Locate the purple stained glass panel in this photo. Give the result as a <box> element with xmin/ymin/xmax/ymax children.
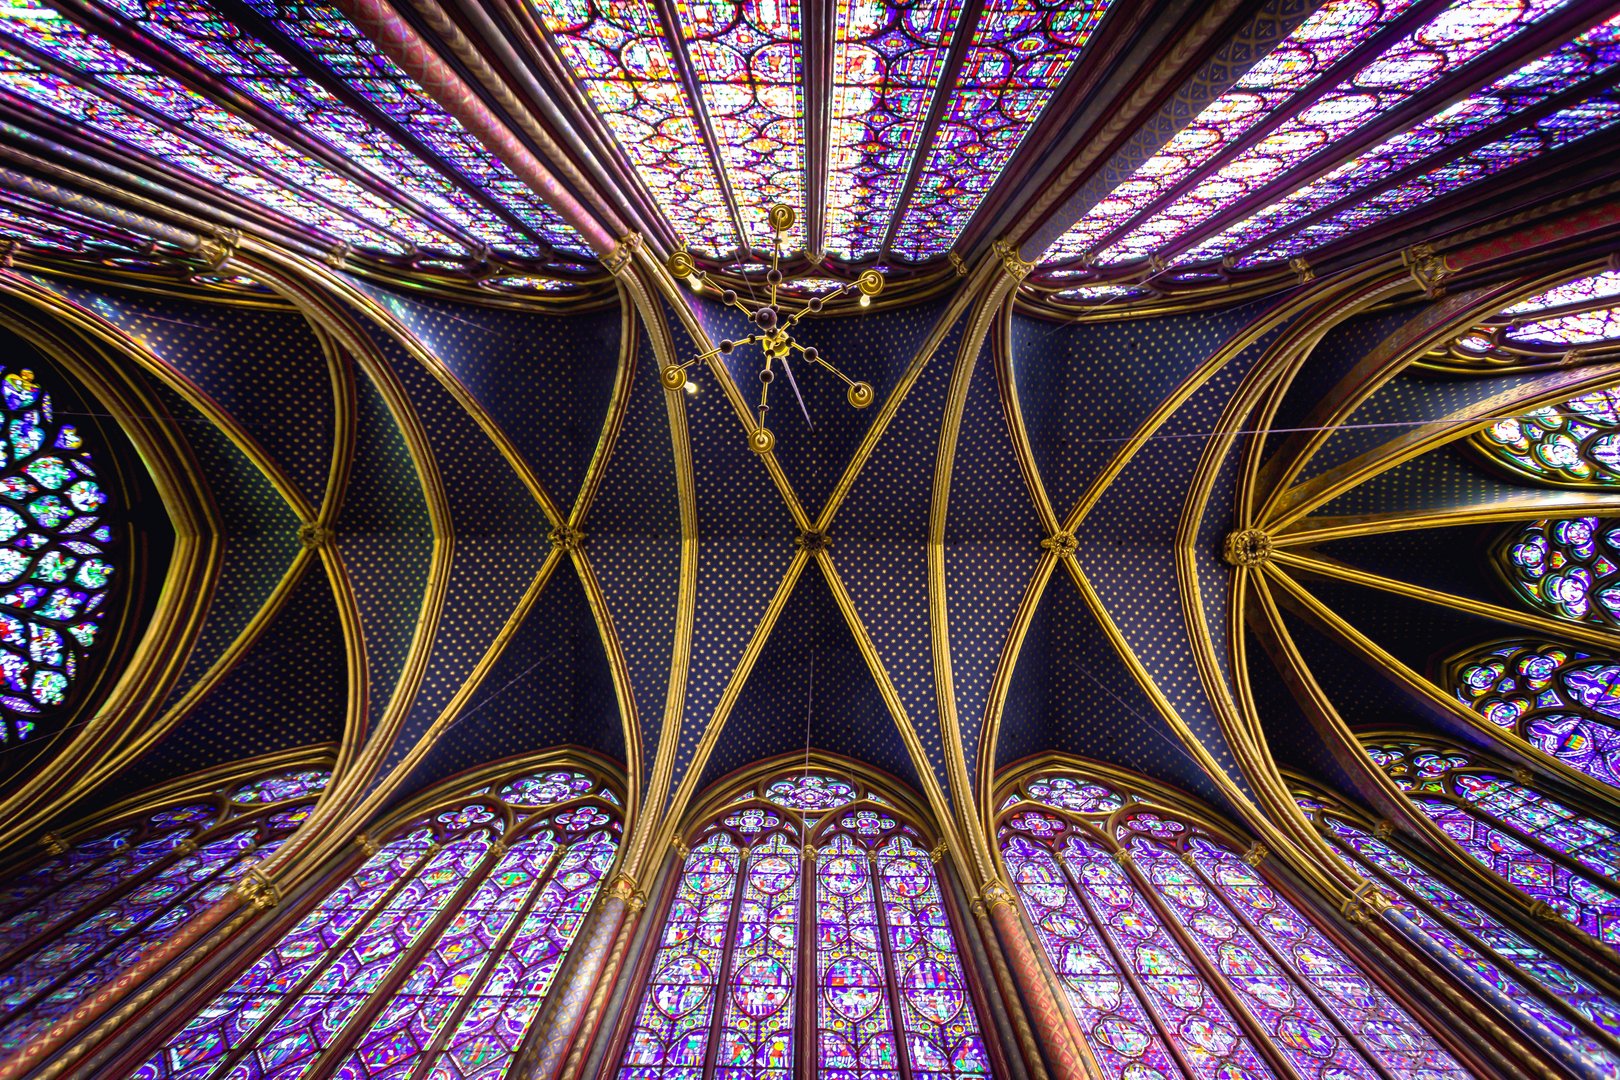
<box><xmin>620</xmin><ymin>833</ymin><xmax>742</xmax><ymax>1079</ymax></box>
<box><xmin>231</xmin><ymin>770</ymin><xmax>330</xmax><ymax>806</ymax></box>
<box><xmin>1135</xmin><ymin>837</ymin><xmax>1379</xmax><ymax>1080</ymax></box>
<box><xmin>1184</xmin><ymin>14</ymin><xmax>1620</xmax><ymax>267</ymax></box>
<box><xmin>1060</xmin><ymin>833</ymin><xmax>1270</xmax><ymax>1080</ymax></box>
<box><xmin>826</xmin><ymin>0</ymin><xmax>963</xmax><ymax>260</ymax></box>
<box><xmin>714</xmin><ymin>831</ymin><xmax>799</xmax><ymax>1080</ymax></box>
<box><xmin>135</xmin><ymin>831</ymin><xmax>432</xmax><ymax>1080</ymax></box>
<box><xmin>1095</xmin><ymin>0</ymin><xmax>1580</xmax><ymax>267</ymax></box>
<box><xmin>1041</xmin><ymin>0</ymin><xmax>1423</xmax><ymax>264</ymax></box>
<box><xmin>427</xmin><ymin>829</ymin><xmax>617</xmax><ymax>1079</ymax></box>
<box><xmin>1321</xmin><ymin>814</ymin><xmax>1620</xmax><ymax>1060</ymax></box>
<box><xmin>1450</xmin><ymin>641</ymin><xmax>1620</xmax><ymax>789</ymax></box>
<box><xmin>674</xmin><ymin>0</ymin><xmax>805</xmax><ymax>253</ymax></box>
<box><xmin>334</xmin><ymin>832</ymin><xmax>562</xmax><ymax>1079</ymax></box>
<box><xmin>0</xmin><ymin>4</ymin><xmax>416</xmax><ymax>253</ymax></box>
<box><xmin>0</xmin><ymin>823</ymin><xmax>294</xmax><ymax>1053</ymax></box>
<box><xmin>233</xmin><ymin>0</ymin><xmax>586</xmax><ymax>257</ymax></box>
<box><xmin>1002</xmin><ymin>832</ymin><xmax>1176</xmax><ymax>1080</ymax></box>
<box><xmin>816</xmin><ymin>833</ymin><xmax>900</xmax><ymax>1080</ymax></box>
<box><xmin>1479</xmin><ymin>390</ymin><xmax>1620</xmax><ymax>487</ymax></box>
<box><xmin>1188</xmin><ymin>839</ymin><xmax>1469</xmax><ymax>1080</ymax></box>
<box><xmin>226</xmin><ymin>833</ymin><xmax>493</xmax><ymax>1079</ymax></box>
<box><xmin>874</xmin><ymin>834</ymin><xmax>988</xmax><ymax>1080</ymax></box>
<box><xmin>892</xmin><ymin>0</ymin><xmax>1114</xmax><ymax>260</ymax></box>
<box><xmin>1499</xmin><ymin>516</ymin><xmax>1620</xmax><ymax>627</ymax></box>
<box><xmin>536</xmin><ymin>0</ymin><xmax>736</xmax><ymax>256</ymax></box>
<box><xmin>764</xmin><ymin>773</ymin><xmax>858</xmax><ymax>811</ymax></box>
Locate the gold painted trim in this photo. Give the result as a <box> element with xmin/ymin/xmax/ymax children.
<box><xmin>1273</xmin><ymin>493</ymin><xmax>1620</xmax><ymax>546</ymax></box>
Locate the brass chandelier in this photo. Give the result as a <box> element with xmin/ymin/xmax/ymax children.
<box><xmin>661</xmin><ymin>204</ymin><xmax>883</xmax><ymax>454</ymax></box>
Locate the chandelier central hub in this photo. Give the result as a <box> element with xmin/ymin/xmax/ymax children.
<box><xmin>662</xmin><ymin>204</ymin><xmax>883</xmax><ymax>453</ymax></box>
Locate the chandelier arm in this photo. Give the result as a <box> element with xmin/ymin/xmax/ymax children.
<box><xmin>786</xmin><ymin>281</ymin><xmax>857</xmax><ymax>327</ymax></box>
<box><xmin>793</xmin><ymin>341</ymin><xmax>856</xmax><ymax>388</ymax></box>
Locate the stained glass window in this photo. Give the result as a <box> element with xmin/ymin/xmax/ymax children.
<box><xmin>619</xmin><ymin>769</ymin><xmax>992</xmax><ymax>1080</ymax></box>
<box><xmin>1445</xmin><ymin>640</ymin><xmax>1620</xmax><ymax>789</ymax></box>
<box><xmin>1041</xmin><ymin>0</ymin><xmax>1617</xmax><ymax>275</ymax></box>
<box><xmin>1496</xmin><ymin>516</ymin><xmax>1620</xmax><ymax>627</ymax></box>
<box><xmin>1476</xmin><ymin>390</ymin><xmax>1620</xmax><ymax>486</ymax></box>
<box><xmin>0</xmin><ymin>364</ymin><xmax>116</xmax><ymax>742</ymax></box>
<box><xmin>997</xmin><ymin>766</ymin><xmax>1469</xmax><ymax>1080</ymax></box>
<box><xmin>1296</xmin><ymin>788</ymin><xmax>1620</xmax><ymax>1066</ymax></box>
<box><xmin>826</xmin><ymin>0</ymin><xmax>964</xmax><ymax>261</ymax></box>
<box><xmin>0</xmin><ymin>763</ymin><xmax>329</xmax><ymax>1053</ymax></box>
<box><xmin>137</xmin><ymin>764</ymin><xmax>620</xmax><ymax>1080</ymax></box>
<box><xmin>890</xmin><ymin>0</ymin><xmax>1115</xmax><ymax>261</ymax></box>
<box><xmin>1364</xmin><ymin>738</ymin><xmax>1620</xmax><ymax>948</ymax></box>
<box><xmin>1447</xmin><ymin>270</ymin><xmax>1620</xmax><ymax>375</ymax></box>
<box><xmin>0</xmin><ymin>0</ymin><xmax>435</xmax><ymax>255</ymax></box>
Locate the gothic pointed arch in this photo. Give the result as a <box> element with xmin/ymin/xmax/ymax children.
<box><xmin>994</xmin><ymin>756</ymin><xmax>1476</xmax><ymax>1080</ymax></box>
<box><xmin>126</xmin><ymin>751</ymin><xmax>624</xmax><ymax>1080</ymax></box>
<box><xmin>610</xmin><ymin>755</ymin><xmax>999</xmax><ymax>1080</ymax></box>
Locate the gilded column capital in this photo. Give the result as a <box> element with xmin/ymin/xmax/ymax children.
<box><xmin>234</xmin><ymin>865</ymin><xmax>280</xmax><ymax>912</ymax></box>
<box><xmin>606</xmin><ymin>873</ymin><xmax>646</xmax><ymax>912</ymax></box>
<box><xmin>1340</xmin><ymin>881</ymin><xmax>1391</xmax><ymax>924</ymax></box>
<box><xmin>197</xmin><ymin>228</ymin><xmax>240</xmax><ymax>270</ymax></box>
<box><xmin>324</xmin><ymin>240</ymin><xmax>351</xmax><ymax>269</ymax></box>
<box><xmin>1111</xmin><ymin>848</ymin><xmax>1135</xmax><ymax>869</ymax></box>
<box><xmin>980</xmin><ymin>880</ymin><xmax>1018</xmax><ymax>911</ymax></box>
<box><xmin>1288</xmin><ymin>256</ymin><xmax>1314</xmax><ymax>284</ymax></box>
<box><xmin>991</xmin><ymin>238</ymin><xmax>1034</xmax><ymax>282</ymax></box>
<box><xmin>928</xmin><ymin>841</ymin><xmax>947</xmax><ymax>865</ymax></box>
<box><xmin>1242</xmin><ymin>843</ymin><xmax>1269</xmax><ymax>867</ymax></box>
<box><xmin>604</xmin><ymin>231</ymin><xmax>643</xmax><ymax>277</ymax></box>
<box><xmin>1402</xmin><ymin>242</ymin><xmax>1453</xmax><ymax>298</ymax></box>
<box><xmin>1223</xmin><ymin>528</ymin><xmax>1273</xmax><ymax>567</ymax></box>
<box><xmin>39</xmin><ymin>832</ymin><xmax>67</xmax><ymax>856</ymax></box>
<box><xmin>1372</xmin><ymin>820</ymin><xmax>1395</xmax><ymax>840</ymax></box>
<box><xmin>947</xmin><ymin>251</ymin><xmax>968</xmax><ymax>277</ymax></box>
<box><xmin>357</xmin><ymin>833</ymin><xmax>379</xmax><ymax>856</ymax></box>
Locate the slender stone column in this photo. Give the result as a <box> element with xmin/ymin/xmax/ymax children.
<box><xmin>983</xmin><ymin>880</ymin><xmax>1100</xmax><ymax>1080</ymax></box>
<box><xmin>518</xmin><ymin>873</ymin><xmax>644</xmax><ymax>1080</ymax></box>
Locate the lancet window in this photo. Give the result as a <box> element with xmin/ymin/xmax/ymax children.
<box><xmin>0</xmin><ymin>762</ymin><xmax>330</xmax><ymax>1055</ymax></box>
<box><xmin>1362</xmin><ymin>737</ymin><xmax>1620</xmax><ymax>948</ymax></box>
<box><xmin>996</xmin><ymin>765</ymin><xmax>1469</xmax><ymax>1080</ymax></box>
<box><xmin>1293</xmin><ymin>784</ymin><xmax>1620</xmax><ymax>1067</ymax></box>
<box><xmin>617</xmin><ymin>768</ymin><xmax>993</xmax><ymax>1080</ymax></box>
<box><xmin>1444</xmin><ymin>639</ymin><xmax>1620</xmax><ymax>790</ymax></box>
<box><xmin>137</xmin><ymin>761</ymin><xmax>621</xmax><ymax>1080</ymax></box>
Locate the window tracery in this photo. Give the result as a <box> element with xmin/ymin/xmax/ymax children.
<box><xmin>137</xmin><ymin>763</ymin><xmax>620</xmax><ymax>1080</ymax></box>
<box><xmin>1038</xmin><ymin>3</ymin><xmax>1620</xmax><ymax>288</ymax></box>
<box><xmin>1362</xmin><ymin>737</ymin><xmax>1620</xmax><ymax>948</ymax></box>
<box><xmin>0</xmin><ymin>762</ymin><xmax>330</xmax><ymax>1054</ymax></box>
<box><xmin>1430</xmin><ymin>270</ymin><xmax>1620</xmax><ymax>373</ymax></box>
<box><xmin>1494</xmin><ymin>516</ymin><xmax>1620</xmax><ymax>627</ymax></box>
<box><xmin>0</xmin><ymin>364</ymin><xmax>115</xmax><ymax>741</ymax></box>
<box><xmin>996</xmin><ymin>766</ymin><xmax>1469</xmax><ymax>1080</ymax></box>
<box><xmin>1293</xmin><ymin>785</ymin><xmax>1620</xmax><ymax>1067</ymax></box>
<box><xmin>618</xmin><ymin>768</ymin><xmax>992</xmax><ymax>1080</ymax></box>
<box><xmin>1444</xmin><ymin>639</ymin><xmax>1620</xmax><ymax>790</ymax></box>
